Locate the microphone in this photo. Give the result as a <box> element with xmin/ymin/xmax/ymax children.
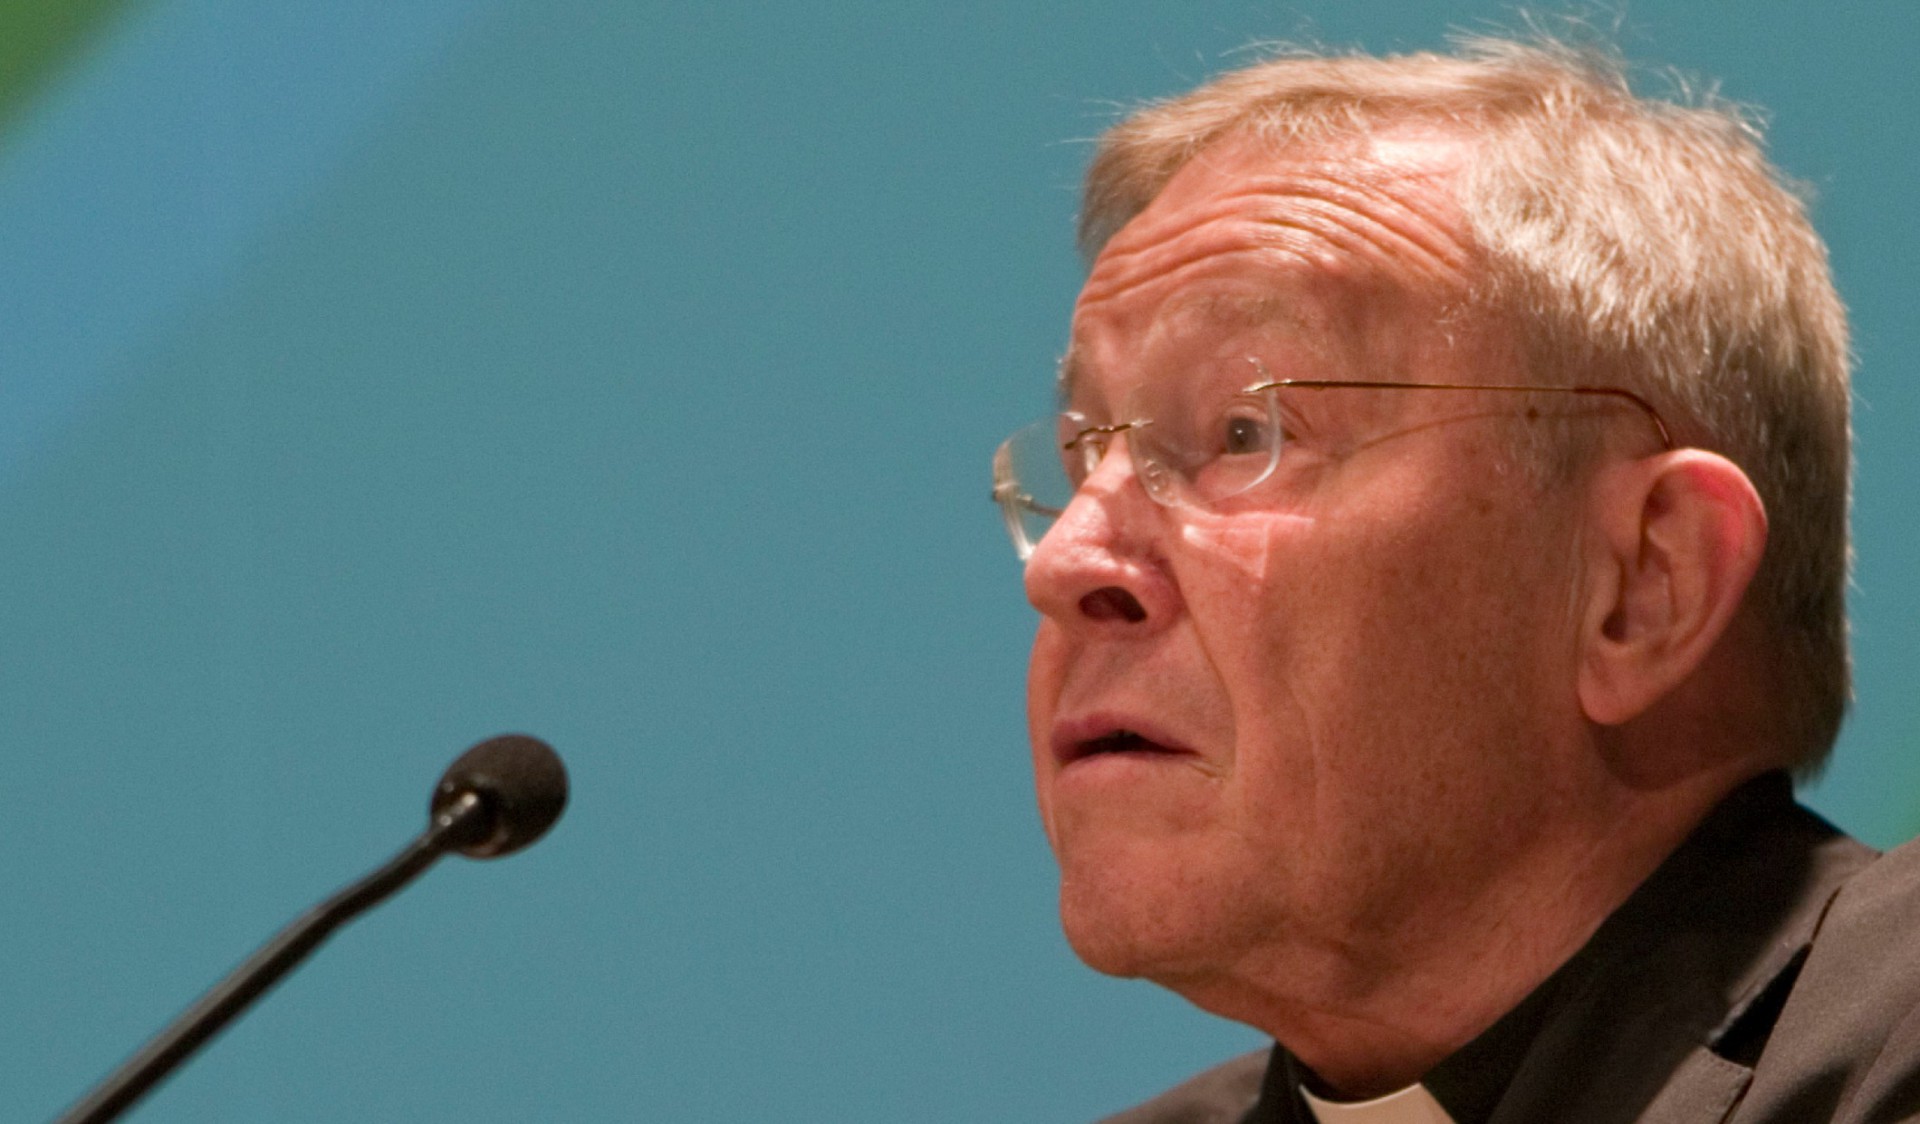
<box><xmin>55</xmin><ymin>734</ymin><xmax>569</xmax><ymax>1124</ymax></box>
<box><xmin>432</xmin><ymin>733</ymin><xmax>569</xmax><ymax>858</ymax></box>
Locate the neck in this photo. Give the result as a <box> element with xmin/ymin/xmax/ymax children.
<box><xmin>1166</xmin><ymin>765</ymin><xmax>1755</xmax><ymax>1098</ymax></box>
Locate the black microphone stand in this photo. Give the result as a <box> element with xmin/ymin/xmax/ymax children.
<box><xmin>54</xmin><ymin>791</ymin><xmax>493</xmax><ymax>1124</ymax></box>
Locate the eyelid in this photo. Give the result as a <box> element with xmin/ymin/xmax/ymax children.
<box><xmin>1261</xmin><ymin>388</ymin><xmax>1317</xmax><ymax>451</ymax></box>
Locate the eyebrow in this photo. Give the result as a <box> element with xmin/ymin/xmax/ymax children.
<box><xmin>1057</xmin><ymin>292</ymin><xmax>1317</xmax><ymax>405</ymax></box>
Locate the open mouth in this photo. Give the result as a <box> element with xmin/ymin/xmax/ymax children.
<box><xmin>1064</xmin><ymin>728</ymin><xmax>1186</xmax><ymax>763</ymax></box>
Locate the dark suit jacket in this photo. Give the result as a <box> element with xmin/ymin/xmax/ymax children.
<box><xmin>1100</xmin><ymin>774</ymin><xmax>1920</xmax><ymax>1123</ymax></box>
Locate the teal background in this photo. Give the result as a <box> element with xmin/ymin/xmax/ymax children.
<box><xmin>4</xmin><ymin>2</ymin><xmax>1915</xmax><ymax>1120</ymax></box>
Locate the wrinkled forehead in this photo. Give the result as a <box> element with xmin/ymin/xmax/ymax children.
<box><xmin>1061</xmin><ymin>130</ymin><xmax>1484</xmax><ymax>408</ymax></box>
<box><xmin>1058</xmin><ymin>290</ymin><xmax>1328</xmax><ymax>403</ymax></box>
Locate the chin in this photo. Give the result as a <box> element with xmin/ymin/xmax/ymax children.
<box><xmin>1056</xmin><ymin>863</ymin><xmax>1230</xmax><ymax>982</ymax></box>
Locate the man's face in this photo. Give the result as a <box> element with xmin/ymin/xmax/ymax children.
<box><xmin>1026</xmin><ymin>131</ymin><xmax>1600</xmax><ymax>1014</ymax></box>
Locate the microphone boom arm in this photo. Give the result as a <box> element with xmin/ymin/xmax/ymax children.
<box><xmin>54</xmin><ymin>791</ymin><xmax>493</xmax><ymax>1124</ymax></box>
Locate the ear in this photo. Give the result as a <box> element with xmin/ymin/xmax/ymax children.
<box><xmin>1576</xmin><ymin>450</ymin><xmax>1768</xmax><ymax>727</ymax></box>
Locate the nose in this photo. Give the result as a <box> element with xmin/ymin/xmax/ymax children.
<box><xmin>1023</xmin><ymin>434</ymin><xmax>1181</xmax><ymax>629</ymax></box>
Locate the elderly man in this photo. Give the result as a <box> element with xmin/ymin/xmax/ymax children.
<box><xmin>992</xmin><ymin>40</ymin><xmax>1915</xmax><ymax>1123</ymax></box>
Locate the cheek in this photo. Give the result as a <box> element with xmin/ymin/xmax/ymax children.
<box><xmin>1276</xmin><ymin>484</ymin><xmax>1575</xmax><ymax>799</ymax></box>
<box><xmin>1173</xmin><ymin>483</ymin><xmax>1570</xmax><ymax>827</ymax></box>
<box><xmin>1174</xmin><ymin>512</ymin><xmax>1328</xmax><ymax>830</ymax></box>
<box><xmin>1177</xmin><ymin>514</ymin><xmax>1295</xmax><ymax>583</ymax></box>
<box><xmin>1175</xmin><ymin>510</ymin><xmax>1317</xmax><ymax>718</ymax></box>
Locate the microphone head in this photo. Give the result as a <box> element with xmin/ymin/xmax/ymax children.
<box><xmin>431</xmin><ymin>734</ymin><xmax>569</xmax><ymax>859</ymax></box>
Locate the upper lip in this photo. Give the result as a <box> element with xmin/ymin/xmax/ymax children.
<box><xmin>1050</xmin><ymin>712</ymin><xmax>1197</xmax><ymax>766</ymax></box>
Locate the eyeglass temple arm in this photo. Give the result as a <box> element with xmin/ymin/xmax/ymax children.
<box><xmin>1245</xmin><ymin>379</ymin><xmax>1675</xmax><ymax>451</ymax></box>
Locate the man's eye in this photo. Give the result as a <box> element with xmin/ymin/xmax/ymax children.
<box><xmin>1222</xmin><ymin>414</ymin><xmax>1272</xmax><ymax>455</ymax></box>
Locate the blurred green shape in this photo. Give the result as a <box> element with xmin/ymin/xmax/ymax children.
<box><xmin>0</xmin><ymin>0</ymin><xmax>135</xmax><ymax>135</ymax></box>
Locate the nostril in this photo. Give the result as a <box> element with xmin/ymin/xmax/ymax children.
<box><xmin>1080</xmin><ymin>586</ymin><xmax>1147</xmax><ymax>623</ymax></box>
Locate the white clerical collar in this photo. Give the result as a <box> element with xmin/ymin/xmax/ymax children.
<box><xmin>1301</xmin><ymin>1081</ymin><xmax>1457</xmax><ymax>1124</ymax></box>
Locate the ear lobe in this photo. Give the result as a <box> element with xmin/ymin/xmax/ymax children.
<box><xmin>1577</xmin><ymin>451</ymin><xmax>1768</xmax><ymax>727</ymax></box>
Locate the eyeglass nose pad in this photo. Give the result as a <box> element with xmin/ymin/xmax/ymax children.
<box><xmin>1136</xmin><ymin>455</ymin><xmax>1173</xmax><ymax>501</ymax></box>
<box><xmin>1076</xmin><ymin>436</ymin><xmax>1107</xmax><ymax>482</ymax></box>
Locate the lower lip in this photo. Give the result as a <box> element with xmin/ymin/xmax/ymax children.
<box><xmin>1057</xmin><ymin>749</ymin><xmax>1200</xmax><ymax>785</ymax></box>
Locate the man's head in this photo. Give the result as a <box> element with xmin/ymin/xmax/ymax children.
<box><xmin>1076</xmin><ymin>39</ymin><xmax>1851</xmax><ymax>767</ymax></box>
<box><xmin>1009</xmin><ymin>38</ymin><xmax>1849</xmax><ymax>1086</ymax></box>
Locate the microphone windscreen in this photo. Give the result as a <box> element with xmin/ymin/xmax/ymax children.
<box><xmin>431</xmin><ymin>734</ymin><xmax>569</xmax><ymax>858</ymax></box>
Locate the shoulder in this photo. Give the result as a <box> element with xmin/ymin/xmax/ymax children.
<box><xmin>1737</xmin><ymin>834</ymin><xmax>1920</xmax><ymax>1121</ymax></box>
<box><xmin>1095</xmin><ymin>1049</ymin><xmax>1271</xmax><ymax>1124</ymax></box>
